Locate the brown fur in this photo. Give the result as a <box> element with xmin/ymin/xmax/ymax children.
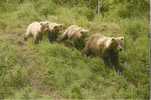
<box><xmin>83</xmin><ymin>33</ymin><xmax>124</xmax><ymax>73</ymax></box>
<box><xmin>24</xmin><ymin>21</ymin><xmax>49</xmax><ymax>44</ymax></box>
<box><xmin>83</xmin><ymin>34</ymin><xmax>124</xmax><ymax>57</ymax></box>
<box><xmin>58</xmin><ymin>25</ymin><xmax>88</xmax><ymax>41</ymax></box>
<box><xmin>48</xmin><ymin>22</ymin><xmax>63</xmax><ymax>42</ymax></box>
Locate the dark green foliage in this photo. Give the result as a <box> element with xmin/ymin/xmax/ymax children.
<box><xmin>122</xmin><ymin>35</ymin><xmax>149</xmax><ymax>99</ymax></box>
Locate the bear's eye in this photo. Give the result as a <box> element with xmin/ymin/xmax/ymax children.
<box><xmin>121</xmin><ymin>38</ymin><xmax>124</xmax><ymax>40</ymax></box>
<box><xmin>54</xmin><ymin>26</ymin><xmax>58</xmax><ymax>29</ymax></box>
<box><xmin>111</xmin><ymin>38</ymin><xmax>116</xmax><ymax>42</ymax></box>
<box><xmin>40</xmin><ymin>23</ymin><xmax>43</xmax><ymax>26</ymax></box>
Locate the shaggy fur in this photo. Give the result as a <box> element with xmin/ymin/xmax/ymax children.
<box><xmin>48</xmin><ymin>22</ymin><xmax>63</xmax><ymax>42</ymax></box>
<box><xmin>58</xmin><ymin>25</ymin><xmax>88</xmax><ymax>41</ymax></box>
<box><xmin>83</xmin><ymin>33</ymin><xmax>124</xmax><ymax>72</ymax></box>
<box><xmin>24</xmin><ymin>21</ymin><xmax>49</xmax><ymax>44</ymax></box>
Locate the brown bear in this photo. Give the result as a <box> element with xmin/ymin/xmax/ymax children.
<box><xmin>24</xmin><ymin>21</ymin><xmax>49</xmax><ymax>44</ymax></box>
<box><xmin>83</xmin><ymin>33</ymin><xmax>124</xmax><ymax>73</ymax></box>
<box><xmin>48</xmin><ymin>22</ymin><xmax>63</xmax><ymax>42</ymax></box>
<box><xmin>58</xmin><ymin>25</ymin><xmax>89</xmax><ymax>49</ymax></box>
<box><xmin>58</xmin><ymin>25</ymin><xmax>88</xmax><ymax>41</ymax></box>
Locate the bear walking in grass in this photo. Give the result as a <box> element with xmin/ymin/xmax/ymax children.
<box><xmin>58</xmin><ymin>25</ymin><xmax>89</xmax><ymax>49</ymax></box>
<box><xmin>24</xmin><ymin>21</ymin><xmax>49</xmax><ymax>44</ymax></box>
<box><xmin>58</xmin><ymin>25</ymin><xmax>89</xmax><ymax>41</ymax></box>
<box><xmin>83</xmin><ymin>33</ymin><xmax>124</xmax><ymax>72</ymax></box>
<box><xmin>48</xmin><ymin>22</ymin><xmax>63</xmax><ymax>43</ymax></box>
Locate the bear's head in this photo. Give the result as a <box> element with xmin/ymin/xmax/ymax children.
<box><xmin>110</xmin><ymin>36</ymin><xmax>124</xmax><ymax>51</ymax></box>
<box><xmin>77</xmin><ymin>29</ymin><xmax>89</xmax><ymax>39</ymax></box>
<box><xmin>40</xmin><ymin>21</ymin><xmax>50</xmax><ymax>32</ymax></box>
<box><xmin>53</xmin><ymin>24</ymin><xmax>63</xmax><ymax>33</ymax></box>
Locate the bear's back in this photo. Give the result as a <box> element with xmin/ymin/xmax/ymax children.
<box><xmin>87</xmin><ymin>34</ymin><xmax>112</xmax><ymax>50</ymax></box>
<box><xmin>28</xmin><ymin>22</ymin><xmax>41</xmax><ymax>33</ymax></box>
<box><xmin>65</xmin><ymin>25</ymin><xmax>82</xmax><ymax>38</ymax></box>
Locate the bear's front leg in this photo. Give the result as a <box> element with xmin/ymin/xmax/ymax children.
<box><xmin>33</xmin><ymin>33</ymin><xmax>40</xmax><ymax>44</ymax></box>
<box><xmin>48</xmin><ymin>32</ymin><xmax>56</xmax><ymax>43</ymax></box>
<box><xmin>38</xmin><ymin>33</ymin><xmax>43</xmax><ymax>42</ymax></box>
<box><xmin>102</xmin><ymin>52</ymin><xmax>113</xmax><ymax>68</ymax></box>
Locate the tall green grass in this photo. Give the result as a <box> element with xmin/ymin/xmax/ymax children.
<box><xmin>0</xmin><ymin>0</ymin><xmax>149</xmax><ymax>99</ymax></box>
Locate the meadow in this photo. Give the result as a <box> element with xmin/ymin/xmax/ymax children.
<box><xmin>0</xmin><ymin>0</ymin><xmax>149</xmax><ymax>99</ymax></box>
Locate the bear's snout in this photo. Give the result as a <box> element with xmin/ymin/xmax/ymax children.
<box><xmin>45</xmin><ymin>26</ymin><xmax>50</xmax><ymax>32</ymax></box>
<box><xmin>117</xmin><ymin>45</ymin><xmax>123</xmax><ymax>51</ymax></box>
<box><xmin>119</xmin><ymin>48</ymin><xmax>122</xmax><ymax>51</ymax></box>
<box><xmin>117</xmin><ymin>46</ymin><xmax>123</xmax><ymax>51</ymax></box>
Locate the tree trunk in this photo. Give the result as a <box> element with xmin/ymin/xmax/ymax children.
<box><xmin>97</xmin><ymin>0</ymin><xmax>100</xmax><ymax>15</ymax></box>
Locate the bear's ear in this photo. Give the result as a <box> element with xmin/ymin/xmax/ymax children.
<box><xmin>59</xmin><ymin>24</ymin><xmax>63</xmax><ymax>27</ymax></box>
<box><xmin>81</xmin><ymin>29</ymin><xmax>89</xmax><ymax>34</ymax></box>
<box><xmin>46</xmin><ymin>22</ymin><xmax>49</xmax><ymax>25</ymax></box>
<box><xmin>116</xmin><ymin>37</ymin><xmax>124</xmax><ymax>41</ymax></box>
<box><xmin>120</xmin><ymin>37</ymin><xmax>124</xmax><ymax>40</ymax></box>
<box><xmin>40</xmin><ymin>22</ymin><xmax>43</xmax><ymax>26</ymax></box>
<box><xmin>54</xmin><ymin>25</ymin><xmax>58</xmax><ymax>29</ymax></box>
<box><xmin>40</xmin><ymin>21</ymin><xmax>49</xmax><ymax>26</ymax></box>
<box><xmin>57</xmin><ymin>24</ymin><xmax>63</xmax><ymax>29</ymax></box>
<box><xmin>40</xmin><ymin>22</ymin><xmax>45</xmax><ymax>27</ymax></box>
<box><xmin>111</xmin><ymin>38</ymin><xmax>116</xmax><ymax>42</ymax></box>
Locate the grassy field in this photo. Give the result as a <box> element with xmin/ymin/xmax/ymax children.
<box><xmin>0</xmin><ymin>0</ymin><xmax>149</xmax><ymax>99</ymax></box>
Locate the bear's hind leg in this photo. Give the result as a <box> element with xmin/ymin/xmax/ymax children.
<box><xmin>24</xmin><ymin>36</ymin><xmax>28</xmax><ymax>41</ymax></box>
<box><xmin>57</xmin><ymin>34</ymin><xmax>68</xmax><ymax>42</ymax></box>
<box><xmin>82</xmin><ymin>47</ymin><xmax>90</xmax><ymax>57</ymax></box>
<box><xmin>24</xmin><ymin>32</ymin><xmax>29</xmax><ymax>41</ymax></box>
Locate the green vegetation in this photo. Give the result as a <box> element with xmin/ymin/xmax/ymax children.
<box><xmin>0</xmin><ymin>0</ymin><xmax>149</xmax><ymax>99</ymax></box>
